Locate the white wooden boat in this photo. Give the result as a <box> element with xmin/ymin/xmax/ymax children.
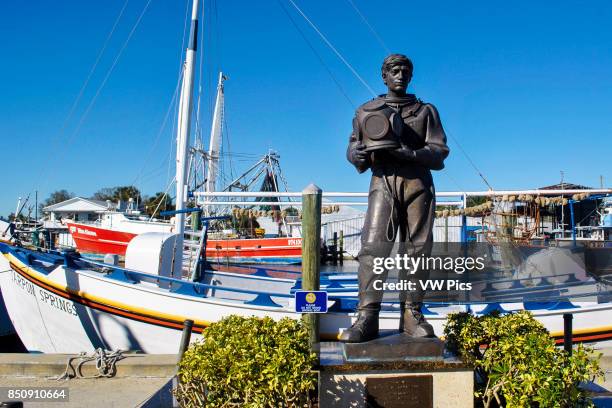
<box><xmin>1</xmin><ymin>242</ymin><xmax>611</xmax><ymax>353</ymax></box>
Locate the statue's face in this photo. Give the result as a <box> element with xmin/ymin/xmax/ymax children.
<box><xmin>383</xmin><ymin>64</ymin><xmax>412</xmax><ymax>94</ymax></box>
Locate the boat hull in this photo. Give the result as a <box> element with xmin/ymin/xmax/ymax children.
<box><xmin>67</xmin><ymin>222</ymin><xmax>302</xmax><ymax>265</ymax></box>
<box><xmin>0</xmin><ymin>246</ymin><xmax>298</xmax><ymax>353</ymax></box>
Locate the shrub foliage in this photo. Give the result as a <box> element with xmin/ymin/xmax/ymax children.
<box><xmin>444</xmin><ymin>310</ymin><xmax>602</xmax><ymax>408</ymax></box>
<box><xmin>175</xmin><ymin>315</ymin><xmax>316</xmax><ymax>407</ymax></box>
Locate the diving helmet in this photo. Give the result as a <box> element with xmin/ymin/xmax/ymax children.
<box><xmin>355</xmin><ymin>99</ymin><xmax>403</xmax><ymax>152</ymax></box>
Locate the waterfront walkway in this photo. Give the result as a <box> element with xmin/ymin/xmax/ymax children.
<box><xmin>0</xmin><ymin>347</ymin><xmax>610</xmax><ymax>407</ymax></box>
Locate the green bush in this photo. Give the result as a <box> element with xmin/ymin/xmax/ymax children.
<box><xmin>175</xmin><ymin>315</ymin><xmax>317</xmax><ymax>407</ymax></box>
<box><xmin>444</xmin><ymin>310</ymin><xmax>602</xmax><ymax>408</ymax></box>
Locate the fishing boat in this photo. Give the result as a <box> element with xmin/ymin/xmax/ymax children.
<box><xmin>66</xmin><ymin>214</ymin><xmax>302</xmax><ymax>265</ymax></box>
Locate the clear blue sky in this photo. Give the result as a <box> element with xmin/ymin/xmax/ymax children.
<box><xmin>1</xmin><ymin>0</ymin><xmax>611</xmax><ymax>216</ymax></box>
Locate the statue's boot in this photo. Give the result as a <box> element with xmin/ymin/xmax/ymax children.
<box><xmin>339</xmin><ymin>310</ymin><xmax>379</xmax><ymax>343</ymax></box>
<box><xmin>400</xmin><ymin>303</ymin><xmax>435</xmax><ymax>338</ymax></box>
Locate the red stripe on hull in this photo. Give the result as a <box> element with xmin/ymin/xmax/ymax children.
<box><xmin>67</xmin><ymin>223</ymin><xmax>136</xmax><ymax>256</ymax></box>
<box><xmin>67</xmin><ymin>222</ymin><xmax>302</xmax><ymax>261</ymax></box>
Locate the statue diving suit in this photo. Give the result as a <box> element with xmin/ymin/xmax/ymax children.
<box><xmin>341</xmin><ymin>93</ymin><xmax>450</xmax><ymax>342</ymax></box>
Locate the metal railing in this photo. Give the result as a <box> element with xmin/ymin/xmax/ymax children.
<box><xmin>194</xmin><ymin>189</ymin><xmax>612</xmax><ymax>207</ymax></box>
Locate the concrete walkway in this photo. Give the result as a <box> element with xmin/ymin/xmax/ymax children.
<box><xmin>0</xmin><ymin>346</ymin><xmax>610</xmax><ymax>407</ymax></box>
<box><xmin>0</xmin><ymin>377</ymin><xmax>174</xmax><ymax>408</ymax></box>
<box><xmin>0</xmin><ymin>353</ymin><xmax>177</xmax><ymax>407</ymax></box>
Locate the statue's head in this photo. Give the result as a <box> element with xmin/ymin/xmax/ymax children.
<box><xmin>381</xmin><ymin>54</ymin><xmax>413</xmax><ymax>95</ymax></box>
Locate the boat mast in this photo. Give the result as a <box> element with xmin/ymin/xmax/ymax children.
<box><xmin>204</xmin><ymin>72</ymin><xmax>226</xmax><ymax>215</ymax></box>
<box><xmin>175</xmin><ymin>0</ymin><xmax>201</xmax><ymax>270</ymax></box>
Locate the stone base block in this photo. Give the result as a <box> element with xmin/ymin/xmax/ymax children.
<box><xmin>318</xmin><ymin>342</ymin><xmax>473</xmax><ymax>408</ymax></box>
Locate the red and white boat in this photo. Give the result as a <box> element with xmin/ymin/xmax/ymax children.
<box><xmin>66</xmin><ymin>212</ymin><xmax>302</xmax><ymax>265</ymax></box>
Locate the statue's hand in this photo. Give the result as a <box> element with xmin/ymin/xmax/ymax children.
<box><xmin>389</xmin><ymin>146</ymin><xmax>416</xmax><ymax>161</ymax></box>
<box><xmin>351</xmin><ymin>143</ymin><xmax>369</xmax><ymax>164</ymax></box>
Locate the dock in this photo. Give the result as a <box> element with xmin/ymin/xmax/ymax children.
<box><xmin>0</xmin><ymin>353</ymin><xmax>177</xmax><ymax>407</ymax></box>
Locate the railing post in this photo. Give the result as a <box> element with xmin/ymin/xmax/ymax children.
<box><xmin>339</xmin><ymin>230</ymin><xmax>344</xmax><ymax>266</ymax></box>
<box><xmin>563</xmin><ymin>313</ymin><xmax>573</xmax><ymax>355</ymax></box>
<box><xmin>174</xmin><ymin>319</ymin><xmax>195</xmax><ymax>407</ymax></box>
<box><xmin>177</xmin><ymin>319</ymin><xmax>194</xmax><ymax>364</ymax></box>
<box><xmin>302</xmin><ymin>184</ymin><xmax>322</xmax><ymax>361</ymax></box>
<box><xmin>460</xmin><ymin>193</ymin><xmax>468</xmax><ymax>242</ymax></box>
<box><xmin>191</xmin><ymin>210</ymin><xmax>201</xmax><ymax>232</ymax></box>
<box><xmin>332</xmin><ymin>232</ymin><xmax>338</xmax><ymax>265</ymax></box>
<box><xmin>569</xmin><ymin>200</ymin><xmax>576</xmax><ymax>245</ymax></box>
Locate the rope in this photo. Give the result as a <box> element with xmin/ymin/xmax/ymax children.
<box><xmin>383</xmin><ymin>173</ymin><xmax>398</xmax><ymax>242</ymax></box>
<box><xmin>287</xmin><ymin>0</ymin><xmax>493</xmax><ymax>192</ymax></box>
<box><xmin>286</xmin><ymin>0</ymin><xmax>377</xmax><ymax>97</ymax></box>
<box><xmin>338</xmin><ymin>0</ymin><xmax>494</xmax><ymax>192</ymax></box>
<box><xmin>56</xmin><ymin>349</ymin><xmax>125</xmax><ymax>380</ymax></box>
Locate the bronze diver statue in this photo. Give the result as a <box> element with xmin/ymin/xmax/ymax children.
<box><xmin>341</xmin><ymin>54</ymin><xmax>450</xmax><ymax>343</ymax></box>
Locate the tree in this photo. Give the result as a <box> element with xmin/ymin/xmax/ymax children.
<box><xmin>39</xmin><ymin>189</ymin><xmax>74</xmax><ymax>214</ymax></box>
<box><xmin>467</xmin><ymin>196</ymin><xmax>487</xmax><ymax>207</ymax></box>
<box><xmin>144</xmin><ymin>192</ymin><xmax>173</xmax><ymax>218</ymax></box>
<box><xmin>91</xmin><ymin>187</ymin><xmax>116</xmax><ymax>201</ymax></box>
<box><xmin>7</xmin><ymin>212</ymin><xmax>27</xmax><ymax>222</ymax></box>
<box><xmin>114</xmin><ymin>186</ymin><xmax>142</xmax><ymax>203</ymax></box>
<box><xmin>91</xmin><ymin>186</ymin><xmax>142</xmax><ymax>204</ymax></box>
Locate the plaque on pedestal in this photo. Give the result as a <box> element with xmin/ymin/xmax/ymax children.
<box><xmin>366</xmin><ymin>375</ymin><xmax>433</xmax><ymax>408</ymax></box>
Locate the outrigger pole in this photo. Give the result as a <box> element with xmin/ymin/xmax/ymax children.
<box><xmin>175</xmin><ymin>0</ymin><xmax>201</xmax><ymax>274</ymax></box>
<box><xmin>204</xmin><ymin>72</ymin><xmax>227</xmax><ymax>216</ymax></box>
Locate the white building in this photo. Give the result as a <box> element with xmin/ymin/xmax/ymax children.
<box><xmin>42</xmin><ymin>197</ymin><xmax>111</xmax><ymax>227</ymax></box>
<box><xmin>41</xmin><ymin>197</ymin><xmax>114</xmax><ymax>249</ymax></box>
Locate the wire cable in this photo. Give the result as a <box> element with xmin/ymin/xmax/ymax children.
<box><xmin>345</xmin><ymin>0</ymin><xmax>390</xmax><ymax>54</ymax></box>
<box><xmin>277</xmin><ymin>0</ymin><xmax>355</xmax><ymax>107</ymax></box>
<box><xmin>286</xmin><ymin>0</ymin><xmax>377</xmax><ymax>97</ymax></box>
<box><xmin>30</xmin><ymin>0</ymin><xmax>131</xmax><ymax>194</ymax></box>
<box><xmin>130</xmin><ymin>75</ymin><xmax>183</xmax><ymax>187</ymax></box>
<box><xmin>66</xmin><ymin>0</ymin><xmax>153</xmax><ymax>147</ymax></box>
<box><xmin>57</xmin><ymin>0</ymin><xmax>131</xmax><ymax>143</ymax></box>
<box><xmin>446</xmin><ymin>130</ymin><xmax>494</xmax><ymax>190</ymax></box>
<box><xmin>340</xmin><ymin>1</ymin><xmax>494</xmax><ymax>191</ymax></box>
<box><xmin>34</xmin><ymin>0</ymin><xmax>154</xmax><ymax>198</ymax></box>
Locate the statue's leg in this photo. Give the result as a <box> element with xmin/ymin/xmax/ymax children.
<box><xmin>398</xmin><ymin>175</ymin><xmax>436</xmax><ymax>337</ymax></box>
<box><xmin>358</xmin><ymin>174</ymin><xmax>398</xmax><ymax>312</ymax></box>
<box><xmin>339</xmin><ymin>174</ymin><xmax>397</xmax><ymax>343</ymax></box>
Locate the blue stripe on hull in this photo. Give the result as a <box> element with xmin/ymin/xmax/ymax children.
<box><xmin>208</xmin><ymin>256</ymin><xmax>302</xmax><ymax>265</ymax></box>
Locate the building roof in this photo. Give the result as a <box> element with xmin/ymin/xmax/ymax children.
<box><xmin>539</xmin><ymin>182</ymin><xmax>593</xmax><ymax>190</ymax></box>
<box><xmin>42</xmin><ymin>197</ymin><xmax>109</xmax><ymax>213</ymax></box>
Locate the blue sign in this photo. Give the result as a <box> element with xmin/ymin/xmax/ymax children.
<box><xmin>295</xmin><ymin>290</ymin><xmax>328</xmax><ymax>313</ymax></box>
